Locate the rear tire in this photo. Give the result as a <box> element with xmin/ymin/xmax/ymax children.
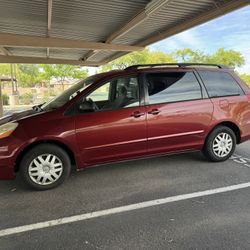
<box><xmin>203</xmin><ymin>126</ymin><xmax>236</xmax><ymax>162</ymax></box>
<box><xmin>20</xmin><ymin>144</ymin><xmax>71</xmax><ymax>190</ymax></box>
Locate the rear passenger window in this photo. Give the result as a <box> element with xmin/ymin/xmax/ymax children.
<box><xmin>199</xmin><ymin>71</ymin><xmax>244</xmax><ymax>98</ymax></box>
<box><xmin>146</xmin><ymin>72</ymin><xmax>202</xmax><ymax>105</ymax></box>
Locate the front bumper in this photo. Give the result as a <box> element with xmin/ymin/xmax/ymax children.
<box><xmin>0</xmin><ymin>155</ymin><xmax>16</xmax><ymax>180</ymax></box>
<box><xmin>0</xmin><ymin>138</ymin><xmax>20</xmax><ymax>180</ymax></box>
<box><xmin>0</xmin><ymin>122</ymin><xmax>31</xmax><ymax>180</ymax></box>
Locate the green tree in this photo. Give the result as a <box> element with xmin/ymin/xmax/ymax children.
<box><xmin>40</xmin><ymin>64</ymin><xmax>88</xmax><ymax>90</ymax></box>
<box><xmin>240</xmin><ymin>74</ymin><xmax>250</xmax><ymax>86</ymax></box>
<box><xmin>17</xmin><ymin>64</ymin><xmax>41</xmax><ymax>87</ymax></box>
<box><xmin>174</xmin><ymin>48</ymin><xmax>208</xmax><ymax>63</ymax></box>
<box><xmin>101</xmin><ymin>49</ymin><xmax>176</xmax><ymax>71</ymax></box>
<box><xmin>40</xmin><ymin>64</ymin><xmax>54</xmax><ymax>84</ymax></box>
<box><xmin>52</xmin><ymin>65</ymin><xmax>74</xmax><ymax>89</ymax></box>
<box><xmin>70</xmin><ymin>66</ymin><xmax>89</xmax><ymax>79</ymax></box>
<box><xmin>207</xmin><ymin>48</ymin><xmax>245</xmax><ymax>68</ymax></box>
<box><xmin>0</xmin><ymin>64</ymin><xmax>18</xmax><ymax>97</ymax></box>
<box><xmin>0</xmin><ymin>64</ymin><xmax>11</xmax><ymax>76</ymax></box>
<box><xmin>174</xmin><ymin>48</ymin><xmax>245</xmax><ymax>68</ymax></box>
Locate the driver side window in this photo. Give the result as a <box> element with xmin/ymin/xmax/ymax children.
<box><xmin>88</xmin><ymin>82</ymin><xmax>111</xmax><ymax>102</ymax></box>
<box><xmin>85</xmin><ymin>76</ymin><xmax>139</xmax><ymax>112</ymax></box>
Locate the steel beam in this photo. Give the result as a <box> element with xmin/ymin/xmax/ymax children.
<box><xmin>0</xmin><ymin>33</ymin><xmax>144</xmax><ymax>52</ymax></box>
<box><xmin>0</xmin><ymin>47</ymin><xmax>12</xmax><ymax>56</ymax></box>
<box><xmin>0</xmin><ymin>55</ymin><xmax>101</xmax><ymax>66</ymax></box>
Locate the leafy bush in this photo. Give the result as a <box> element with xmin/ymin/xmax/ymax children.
<box><xmin>20</xmin><ymin>93</ymin><xmax>33</xmax><ymax>105</ymax></box>
<box><xmin>2</xmin><ymin>94</ymin><xmax>9</xmax><ymax>105</ymax></box>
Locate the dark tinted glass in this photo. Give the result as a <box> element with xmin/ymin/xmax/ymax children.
<box><xmin>199</xmin><ymin>71</ymin><xmax>244</xmax><ymax>97</ymax></box>
<box><xmin>146</xmin><ymin>72</ymin><xmax>202</xmax><ymax>105</ymax></box>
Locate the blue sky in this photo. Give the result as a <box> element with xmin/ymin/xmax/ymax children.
<box><xmin>151</xmin><ymin>5</ymin><xmax>250</xmax><ymax>74</ymax></box>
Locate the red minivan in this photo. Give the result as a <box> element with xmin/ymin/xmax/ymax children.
<box><xmin>1</xmin><ymin>63</ymin><xmax>250</xmax><ymax>190</ymax></box>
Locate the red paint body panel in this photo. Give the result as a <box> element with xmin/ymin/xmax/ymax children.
<box><xmin>0</xmin><ymin>66</ymin><xmax>250</xmax><ymax>180</ymax></box>
<box><xmin>209</xmin><ymin>95</ymin><xmax>250</xmax><ymax>142</ymax></box>
<box><xmin>75</xmin><ymin>106</ymin><xmax>147</xmax><ymax>166</ymax></box>
<box><xmin>146</xmin><ymin>99</ymin><xmax>214</xmax><ymax>154</ymax></box>
<box><xmin>0</xmin><ymin>111</ymin><xmax>82</xmax><ymax>179</ymax></box>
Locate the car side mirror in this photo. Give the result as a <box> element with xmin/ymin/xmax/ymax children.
<box><xmin>78</xmin><ymin>101</ymin><xmax>95</xmax><ymax>113</ymax></box>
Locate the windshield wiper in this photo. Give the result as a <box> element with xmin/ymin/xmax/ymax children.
<box><xmin>32</xmin><ymin>103</ymin><xmax>45</xmax><ymax>112</ymax></box>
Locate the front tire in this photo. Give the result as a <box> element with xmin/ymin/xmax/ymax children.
<box><xmin>20</xmin><ymin>144</ymin><xmax>71</xmax><ymax>190</ymax></box>
<box><xmin>203</xmin><ymin>126</ymin><xmax>236</xmax><ymax>162</ymax></box>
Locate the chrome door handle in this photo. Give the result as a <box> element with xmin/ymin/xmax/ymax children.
<box><xmin>148</xmin><ymin>109</ymin><xmax>160</xmax><ymax>115</ymax></box>
<box><xmin>131</xmin><ymin>111</ymin><xmax>145</xmax><ymax>118</ymax></box>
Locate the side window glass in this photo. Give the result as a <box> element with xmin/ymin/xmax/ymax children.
<box><xmin>199</xmin><ymin>71</ymin><xmax>244</xmax><ymax>98</ymax></box>
<box><xmin>84</xmin><ymin>76</ymin><xmax>139</xmax><ymax>112</ymax></box>
<box><xmin>88</xmin><ymin>82</ymin><xmax>110</xmax><ymax>102</ymax></box>
<box><xmin>113</xmin><ymin>77</ymin><xmax>139</xmax><ymax>109</ymax></box>
<box><xmin>146</xmin><ymin>72</ymin><xmax>202</xmax><ymax>105</ymax></box>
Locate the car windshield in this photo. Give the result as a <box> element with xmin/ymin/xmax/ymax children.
<box><xmin>41</xmin><ymin>74</ymin><xmax>100</xmax><ymax>111</ymax></box>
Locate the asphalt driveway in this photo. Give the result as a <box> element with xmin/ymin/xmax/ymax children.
<box><xmin>0</xmin><ymin>142</ymin><xmax>250</xmax><ymax>250</ymax></box>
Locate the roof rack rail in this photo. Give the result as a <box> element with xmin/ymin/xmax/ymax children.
<box><xmin>125</xmin><ymin>63</ymin><xmax>229</xmax><ymax>70</ymax></box>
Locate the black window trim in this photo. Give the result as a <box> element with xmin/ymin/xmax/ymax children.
<box><xmin>193</xmin><ymin>70</ymin><xmax>209</xmax><ymax>99</ymax></box>
<box><xmin>142</xmin><ymin>70</ymin><xmax>205</xmax><ymax>106</ymax></box>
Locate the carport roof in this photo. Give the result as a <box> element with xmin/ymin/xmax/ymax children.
<box><xmin>0</xmin><ymin>0</ymin><xmax>249</xmax><ymax>66</ymax></box>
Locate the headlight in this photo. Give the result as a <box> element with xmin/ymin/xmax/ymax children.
<box><xmin>0</xmin><ymin>122</ymin><xmax>19</xmax><ymax>139</ymax></box>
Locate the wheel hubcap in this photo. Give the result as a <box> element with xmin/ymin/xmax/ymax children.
<box><xmin>212</xmin><ymin>132</ymin><xmax>233</xmax><ymax>158</ymax></box>
<box><xmin>28</xmin><ymin>154</ymin><xmax>63</xmax><ymax>185</ymax></box>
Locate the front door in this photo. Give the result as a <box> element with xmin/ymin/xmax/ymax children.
<box><xmin>75</xmin><ymin>75</ymin><xmax>147</xmax><ymax>166</ymax></box>
<box><xmin>144</xmin><ymin>70</ymin><xmax>214</xmax><ymax>154</ymax></box>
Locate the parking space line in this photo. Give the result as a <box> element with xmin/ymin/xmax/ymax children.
<box><xmin>230</xmin><ymin>154</ymin><xmax>250</xmax><ymax>168</ymax></box>
<box><xmin>1</xmin><ymin>182</ymin><xmax>250</xmax><ymax>237</ymax></box>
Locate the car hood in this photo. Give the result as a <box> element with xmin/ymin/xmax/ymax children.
<box><xmin>0</xmin><ymin>109</ymin><xmax>40</xmax><ymax>126</ymax></box>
